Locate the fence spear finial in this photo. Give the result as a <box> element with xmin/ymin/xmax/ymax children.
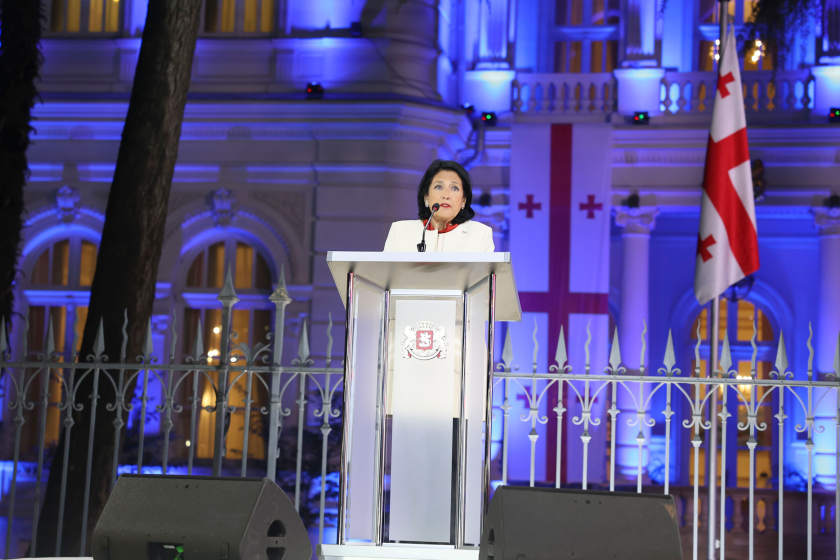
<box><xmin>775</xmin><ymin>330</ymin><xmax>789</xmax><ymax>376</ymax></box>
<box><xmin>584</xmin><ymin>321</ymin><xmax>591</xmax><ymax>372</ymax></box>
<box><xmin>45</xmin><ymin>316</ymin><xmax>55</xmax><ymax>358</ymax></box>
<box><xmin>297</xmin><ymin>319</ymin><xmax>310</xmax><ymax>363</ymax></box>
<box><xmin>502</xmin><ymin>327</ymin><xmax>514</xmax><ymax>371</ymax></box>
<box><xmin>72</xmin><ymin>308</ymin><xmax>82</xmax><ymax>360</ymax></box>
<box><xmin>609</xmin><ymin>327</ymin><xmax>621</xmax><ymax>372</ymax></box>
<box><xmin>0</xmin><ymin>318</ymin><xmax>6</xmax><ymax>357</ymax></box>
<box><xmin>94</xmin><ymin>318</ymin><xmax>106</xmax><ymax>360</ymax></box>
<box><xmin>555</xmin><ymin>325</ymin><xmax>567</xmax><ymax>370</ymax></box>
<box><xmin>694</xmin><ymin>322</ymin><xmax>701</xmax><ymax>368</ymax></box>
<box><xmin>121</xmin><ymin>309</ymin><xmax>129</xmax><ymax>362</ymax></box>
<box><xmin>720</xmin><ymin>329</ymin><xmax>732</xmax><ymax>376</ymax></box>
<box><xmin>143</xmin><ymin>318</ymin><xmax>154</xmax><ymax>361</ymax></box>
<box><xmin>219</xmin><ymin>265</ymin><xmax>239</xmax><ymax>305</ymax></box>
<box><xmin>170</xmin><ymin>311</ymin><xmax>177</xmax><ymax>363</ymax></box>
<box><xmin>806</xmin><ymin>322</ymin><xmax>814</xmax><ymax>380</ymax></box>
<box><xmin>270</xmin><ymin>263</ymin><xmax>292</xmax><ymax>305</ymax></box>
<box><xmin>325</xmin><ymin>312</ymin><xmax>334</xmax><ymax>367</ymax></box>
<box><xmin>531</xmin><ymin>317</ymin><xmax>539</xmax><ymax>373</ymax></box>
<box><xmin>663</xmin><ymin>329</ymin><xmax>676</xmax><ymax>374</ymax></box>
<box><xmin>193</xmin><ymin>319</ymin><xmax>205</xmax><ymax>359</ymax></box>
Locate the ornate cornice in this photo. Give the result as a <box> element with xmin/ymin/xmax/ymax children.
<box><xmin>614</xmin><ymin>206</ymin><xmax>659</xmax><ymax>234</ymax></box>
<box><xmin>812</xmin><ymin>206</ymin><xmax>840</xmax><ymax>235</ymax></box>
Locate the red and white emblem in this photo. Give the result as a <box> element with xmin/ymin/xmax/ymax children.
<box><xmin>402</xmin><ymin>321</ymin><xmax>447</xmax><ymax>360</ymax></box>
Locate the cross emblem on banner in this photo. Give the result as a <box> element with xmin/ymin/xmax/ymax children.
<box><xmin>717</xmin><ymin>72</ymin><xmax>735</xmax><ymax>98</ymax></box>
<box><xmin>579</xmin><ymin>195</ymin><xmax>603</xmax><ymax>219</ymax></box>
<box><xmin>518</xmin><ymin>194</ymin><xmax>542</xmax><ymax>218</ymax></box>
<box><xmin>697</xmin><ymin>234</ymin><xmax>716</xmax><ymax>262</ymax></box>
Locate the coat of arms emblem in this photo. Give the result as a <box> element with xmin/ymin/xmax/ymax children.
<box><xmin>402</xmin><ymin>320</ymin><xmax>447</xmax><ymax>360</ymax></box>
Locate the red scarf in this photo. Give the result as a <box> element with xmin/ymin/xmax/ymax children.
<box><xmin>424</xmin><ymin>219</ymin><xmax>459</xmax><ymax>233</ymax></box>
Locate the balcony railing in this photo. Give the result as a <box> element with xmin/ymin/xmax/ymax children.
<box><xmin>512</xmin><ymin>72</ymin><xmax>618</xmax><ymax>116</ymax></box>
<box><xmin>0</xmin><ymin>277</ymin><xmax>838</xmax><ymax>559</ymax></box>
<box><xmin>512</xmin><ymin>69</ymin><xmax>816</xmax><ymax>120</ymax></box>
<box><xmin>661</xmin><ymin>69</ymin><xmax>814</xmax><ymax>116</ymax></box>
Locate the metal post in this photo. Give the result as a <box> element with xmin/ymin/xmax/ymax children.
<box><xmin>718</xmin><ymin>0</ymin><xmax>729</xmax><ymax>73</ymax></box>
<box><xmin>710</xmin><ymin>5</ymin><xmax>726</xmax><ymax>554</ymax></box>
<box><xmin>338</xmin><ymin>272</ymin><xmax>357</xmax><ymax>545</ymax></box>
<box><xmin>267</xmin><ymin>265</ymin><xmax>292</xmax><ymax>481</ymax></box>
<box><xmin>455</xmin><ymin>289</ymin><xmax>471</xmax><ymax>547</ymax></box>
<box><xmin>708</xmin><ymin>295</ymin><xmax>720</xmax><ymax>559</ymax></box>
<box><xmin>481</xmin><ymin>274</ymin><xmax>497</xmax><ymax>527</ymax></box>
<box><xmin>213</xmin><ymin>267</ymin><xmax>239</xmax><ymax>476</ymax></box>
<box><xmin>374</xmin><ymin>291</ymin><xmax>390</xmax><ymax>546</ymax></box>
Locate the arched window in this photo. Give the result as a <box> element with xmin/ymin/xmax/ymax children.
<box><xmin>201</xmin><ymin>0</ymin><xmax>274</xmax><ymax>34</ymax></box>
<box><xmin>47</xmin><ymin>0</ymin><xmax>122</xmax><ymax>33</ymax></box>
<box><xmin>179</xmin><ymin>238</ymin><xmax>275</xmax><ymax>462</ymax></box>
<box><xmin>688</xmin><ymin>298</ymin><xmax>777</xmax><ymax>489</ymax></box>
<box><xmin>20</xmin><ymin>236</ymin><xmax>99</xmax><ymax>453</ymax></box>
<box><xmin>553</xmin><ymin>0</ymin><xmax>620</xmax><ymax>73</ymax></box>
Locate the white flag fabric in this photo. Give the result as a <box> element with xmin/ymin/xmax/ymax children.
<box><xmin>569</xmin><ymin>124</ymin><xmax>612</xmax><ymax>295</ymax></box>
<box><xmin>694</xmin><ymin>25</ymin><xmax>760</xmax><ymax>305</ymax></box>
<box><xmin>510</xmin><ymin>124</ymin><xmax>551</xmax><ymax>292</ymax></box>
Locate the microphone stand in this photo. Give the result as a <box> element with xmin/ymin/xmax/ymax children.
<box><xmin>417</xmin><ymin>204</ymin><xmax>440</xmax><ymax>252</ymax></box>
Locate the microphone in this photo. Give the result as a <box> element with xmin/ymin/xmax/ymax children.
<box><xmin>418</xmin><ymin>203</ymin><xmax>441</xmax><ymax>252</ymax></box>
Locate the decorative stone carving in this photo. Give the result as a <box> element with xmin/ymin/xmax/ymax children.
<box><xmin>151</xmin><ymin>314</ymin><xmax>170</xmax><ymax>335</ymax></box>
<box><xmin>812</xmin><ymin>203</ymin><xmax>840</xmax><ymax>236</ymax></box>
<box><xmin>55</xmin><ymin>185</ymin><xmax>81</xmax><ymax>224</ymax></box>
<box><xmin>614</xmin><ymin>205</ymin><xmax>659</xmax><ymax>235</ymax></box>
<box><xmin>212</xmin><ymin>188</ymin><xmax>236</xmax><ymax>227</ymax></box>
<box><xmin>248</xmin><ymin>190</ymin><xmax>306</xmax><ymax>238</ymax></box>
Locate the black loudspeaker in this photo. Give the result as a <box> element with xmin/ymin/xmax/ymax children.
<box><xmin>92</xmin><ymin>475</ymin><xmax>311</xmax><ymax>560</ymax></box>
<box><xmin>479</xmin><ymin>486</ymin><xmax>683</xmax><ymax>560</ymax></box>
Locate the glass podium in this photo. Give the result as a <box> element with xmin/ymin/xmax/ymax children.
<box><xmin>325</xmin><ymin>252</ymin><xmax>521</xmax><ymax>551</ymax></box>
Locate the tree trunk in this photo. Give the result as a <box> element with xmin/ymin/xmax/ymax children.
<box><xmin>34</xmin><ymin>2</ymin><xmax>202</xmax><ymax>556</ymax></box>
<box><xmin>0</xmin><ymin>0</ymin><xmax>42</xmax><ymax>330</ymax></box>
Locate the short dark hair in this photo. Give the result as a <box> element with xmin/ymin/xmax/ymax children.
<box><xmin>416</xmin><ymin>160</ymin><xmax>475</xmax><ymax>225</ymax></box>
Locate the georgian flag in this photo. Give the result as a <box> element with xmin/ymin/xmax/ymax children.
<box><xmin>694</xmin><ymin>26</ymin><xmax>760</xmax><ymax>305</ymax></box>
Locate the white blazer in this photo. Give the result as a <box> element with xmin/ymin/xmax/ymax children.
<box><xmin>383</xmin><ymin>219</ymin><xmax>495</xmax><ymax>252</ymax></box>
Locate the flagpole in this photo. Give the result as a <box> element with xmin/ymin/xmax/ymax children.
<box><xmin>708</xmin><ymin>296</ymin><xmax>720</xmax><ymax>559</ymax></box>
<box><xmin>708</xmin><ymin>6</ymin><xmax>727</xmax><ymax>557</ymax></box>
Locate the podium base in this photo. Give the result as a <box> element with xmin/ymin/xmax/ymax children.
<box><xmin>317</xmin><ymin>544</ymin><xmax>479</xmax><ymax>560</ymax></box>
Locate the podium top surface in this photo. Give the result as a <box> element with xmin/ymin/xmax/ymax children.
<box><xmin>326</xmin><ymin>252</ymin><xmax>521</xmax><ymax>322</ymax></box>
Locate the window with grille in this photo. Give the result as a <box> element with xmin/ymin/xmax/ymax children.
<box><xmin>201</xmin><ymin>0</ymin><xmax>274</xmax><ymax>34</ymax></box>
<box><xmin>180</xmin><ymin>238</ymin><xmax>275</xmax><ymax>461</ymax></box>
<box><xmin>20</xmin><ymin>237</ymin><xmax>99</xmax><ymax>453</ymax></box>
<box><xmin>688</xmin><ymin>298</ymin><xmax>777</xmax><ymax>489</ymax></box>
<box><xmin>47</xmin><ymin>0</ymin><xmax>122</xmax><ymax>33</ymax></box>
<box><xmin>552</xmin><ymin>0</ymin><xmax>620</xmax><ymax>73</ymax></box>
<box><xmin>696</xmin><ymin>0</ymin><xmax>775</xmax><ymax>72</ymax></box>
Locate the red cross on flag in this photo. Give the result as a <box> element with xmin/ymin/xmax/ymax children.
<box><xmin>694</xmin><ymin>26</ymin><xmax>760</xmax><ymax>305</ymax></box>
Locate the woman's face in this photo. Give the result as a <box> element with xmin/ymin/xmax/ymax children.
<box><xmin>425</xmin><ymin>170</ymin><xmax>465</xmax><ymax>224</ymax></box>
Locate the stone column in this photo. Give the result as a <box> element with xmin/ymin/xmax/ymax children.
<box><xmin>614</xmin><ymin>204</ymin><xmax>659</xmax><ymax>481</ymax></box>
<box><xmin>613</xmin><ymin>68</ymin><xmax>666</xmax><ymax>117</ymax></box>
<box><xmin>476</xmin><ymin>0</ymin><xmax>512</xmax><ymax>67</ymax></box>
<box><xmin>811</xmin><ymin>66</ymin><xmax>840</xmax><ymax>120</ymax></box>
<box><xmin>626</xmin><ymin>0</ymin><xmax>657</xmax><ymax>63</ymax></box>
<box><xmin>813</xmin><ymin>203</ymin><xmax>840</xmax><ymax>488</ymax></box>
<box><xmin>820</xmin><ymin>1</ymin><xmax>840</xmax><ymax>61</ymax></box>
<box><xmin>464</xmin><ymin>0</ymin><xmax>516</xmax><ymax>112</ymax></box>
<box><xmin>365</xmin><ymin>0</ymin><xmax>441</xmax><ymax>99</ymax></box>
